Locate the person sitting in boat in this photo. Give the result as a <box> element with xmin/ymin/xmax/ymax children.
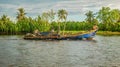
<box><xmin>33</xmin><ymin>29</ymin><xmax>41</xmax><ymax>36</ymax></box>
<box><xmin>51</xmin><ymin>28</ymin><xmax>55</xmax><ymax>33</ymax></box>
<box><xmin>50</xmin><ymin>28</ymin><xmax>60</xmax><ymax>36</ymax></box>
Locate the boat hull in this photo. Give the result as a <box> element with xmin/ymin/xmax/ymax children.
<box><xmin>24</xmin><ymin>31</ymin><xmax>97</xmax><ymax>40</ymax></box>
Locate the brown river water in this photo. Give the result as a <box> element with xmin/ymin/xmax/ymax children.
<box><xmin>0</xmin><ymin>35</ymin><xmax>120</xmax><ymax>67</ymax></box>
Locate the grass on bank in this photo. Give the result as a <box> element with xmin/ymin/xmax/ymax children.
<box><xmin>96</xmin><ymin>31</ymin><xmax>120</xmax><ymax>36</ymax></box>
<box><xmin>0</xmin><ymin>31</ymin><xmax>120</xmax><ymax>36</ymax></box>
<box><xmin>60</xmin><ymin>31</ymin><xmax>120</xmax><ymax>36</ymax></box>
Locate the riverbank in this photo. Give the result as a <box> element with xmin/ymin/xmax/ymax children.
<box><xmin>0</xmin><ymin>31</ymin><xmax>120</xmax><ymax>36</ymax></box>
<box><xmin>61</xmin><ymin>31</ymin><xmax>120</xmax><ymax>36</ymax></box>
<box><xmin>96</xmin><ymin>31</ymin><xmax>120</xmax><ymax>36</ymax></box>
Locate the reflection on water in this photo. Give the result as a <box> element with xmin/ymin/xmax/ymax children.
<box><xmin>0</xmin><ymin>35</ymin><xmax>120</xmax><ymax>67</ymax></box>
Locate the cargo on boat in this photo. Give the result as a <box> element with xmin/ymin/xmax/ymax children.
<box><xmin>23</xmin><ymin>30</ymin><xmax>97</xmax><ymax>40</ymax></box>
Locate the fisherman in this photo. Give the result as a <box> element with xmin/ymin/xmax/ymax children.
<box><xmin>89</xmin><ymin>24</ymin><xmax>98</xmax><ymax>36</ymax></box>
<box><xmin>92</xmin><ymin>24</ymin><xmax>98</xmax><ymax>31</ymax></box>
<box><xmin>51</xmin><ymin>28</ymin><xmax>55</xmax><ymax>33</ymax></box>
<box><xmin>33</xmin><ymin>29</ymin><xmax>41</xmax><ymax>36</ymax></box>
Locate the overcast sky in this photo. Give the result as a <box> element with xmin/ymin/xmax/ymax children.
<box><xmin>0</xmin><ymin>0</ymin><xmax>120</xmax><ymax>21</ymax></box>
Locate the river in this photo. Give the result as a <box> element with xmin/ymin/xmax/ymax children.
<box><xmin>0</xmin><ymin>35</ymin><xmax>120</xmax><ymax>67</ymax></box>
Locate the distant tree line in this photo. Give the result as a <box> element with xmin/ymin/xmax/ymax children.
<box><xmin>0</xmin><ymin>7</ymin><xmax>120</xmax><ymax>34</ymax></box>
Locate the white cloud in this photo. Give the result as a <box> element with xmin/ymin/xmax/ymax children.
<box><xmin>0</xmin><ymin>4</ymin><xmax>18</xmax><ymax>9</ymax></box>
<box><xmin>0</xmin><ymin>0</ymin><xmax>120</xmax><ymax>21</ymax></box>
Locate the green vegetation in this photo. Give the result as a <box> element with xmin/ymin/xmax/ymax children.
<box><xmin>61</xmin><ymin>31</ymin><xmax>120</xmax><ymax>36</ymax></box>
<box><xmin>97</xmin><ymin>31</ymin><xmax>120</xmax><ymax>36</ymax></box>
<box><xmin>57</xmin><ymin>9</ymin><xmax>68</xmax><ymax>35</ymax></box>
<box><xmin>0</xmin><ymin>7</ymin><xmax>120</xmax><ymax>35</ymax></box>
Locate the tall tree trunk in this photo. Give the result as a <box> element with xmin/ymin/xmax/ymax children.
<box><xmin>57</xmin><ymin>21</ymin><xmax>60</xmax><ymax>35</ymax></box>
<box><xmin>63</xmin><ymin>21</ymin><xmax>66</xmax><ymax>35</ymax></box>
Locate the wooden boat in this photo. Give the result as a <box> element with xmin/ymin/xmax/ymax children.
<box><xmin>24</xmin><ymin>30</ymin><xmax>97</xmax><ymax>40</ymax></box>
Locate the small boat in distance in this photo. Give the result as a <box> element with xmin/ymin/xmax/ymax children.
<box><xmin>23</xmin><ymin>30</ymin><xmax>97</xmax><ymax>40</ymax></box>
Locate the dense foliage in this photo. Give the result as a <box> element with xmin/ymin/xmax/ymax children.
<box><xmin>0</xmin><ymin>7</ymin><xmax>120</xmax><ymax>34</ymax></box>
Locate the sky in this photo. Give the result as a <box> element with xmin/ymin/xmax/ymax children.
<box><xmin>0</xmin><ymin>0</ymin><xmax>120</xmax><ymax>21</ymax></box>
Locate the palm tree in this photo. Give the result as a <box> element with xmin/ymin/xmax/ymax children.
<box><xmin>41</xmin><ymin>12</ymin><xmax>49</xmax><ymax>22</ymax></box>
<box><xmin>85</xmin><ymin>11</ymin><xmax>94</xmax><ymax>23</ymax></box>
<box><xmin>17</xmin><ymin>8</ymin><xmax>26</xmax><ymax>21</ymax></box>
<box><xmin>48</xmin><ymin>9</ymin><xmax>56</xmax><ymax>22</ymax></box>
<box><xmin>57</xmin><ymin>9</ymin><xmax>68</xmax><ymax>35</ymax></box>
<box><xmin>58</xmin><ymin>9</ymin><xmax>68</xmax><ymax>21</ymax></box>
<box><xmin>0</xmin><ymin>14</ymin><xmax>15</xmax><ymax>34</ymax></box>
<box><xmin>1</xmin><ymin>14</ymin><xmax>10</xmax><ymax>23</ymax></box>
<box><xmin>97</xmin><ymin>7</ymin><xmax>110</xmax><ymax>23</ymax></box>
<box><xmin>110</xmin><ymin>9</ymin><xmax>120</xmax><ymax>23</ymax></box>
<box><xmin>0</xmin><ymin>14</ymin><xmax>9</xmax><ymax>32</ymax></box>
<box><xmin>42</xmin><ymin>9</ymin><xmax>55</xmax><ymax>22</ymax></box>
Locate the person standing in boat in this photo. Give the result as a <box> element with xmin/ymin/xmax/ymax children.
<box><xmin>89</xmin><ymin>24</ymin><xmax>98</xmax><ymax>36</ymax></box>
<box><xmin>92</xmin><ymin>24</ymin><xmax>98</xmax><ymax>31</ymax></box>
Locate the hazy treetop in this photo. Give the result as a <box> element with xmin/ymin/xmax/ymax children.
<box><xmin>0</xmin><ymin>0</ymin><xmax>120</xmax><ymax>21</ymax></box>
